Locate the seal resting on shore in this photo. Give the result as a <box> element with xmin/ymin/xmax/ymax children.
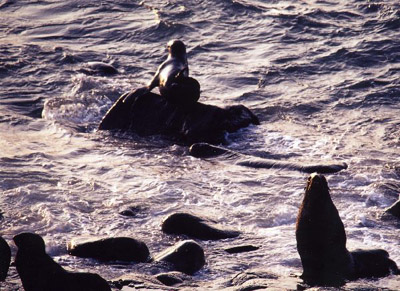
<box><xmin>13</xmin><ymin>232</ymin><xmax>111</xmax><ymax>291</ymax></box>
<box><xmin>296</xmin><ymin>173</ymin><xmax>399</xmax><ymax>287</ymax></box>
<box><xmin>123</xmin><ymin>39</ymin><xmax>200</xmax><ymax>107</ymax></box>
<box><xmin>0</xmin><ymin>236</ymin><xmax>11</xmax><ymax>281</ymax></box>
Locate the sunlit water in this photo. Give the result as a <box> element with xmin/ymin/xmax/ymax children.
<box><xmin>1</xmin><ymin>0</ymin><xmax>400</xmax><ymax>290</ymax></box>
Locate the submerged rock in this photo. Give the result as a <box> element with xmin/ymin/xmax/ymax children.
<box><xmin>224</xmin><ymin>245</ymin><xmax>259</xmax><ymax>254</ymax></box>
<box><xmin>162</xmin><ymin>212</ymin><xmax>240</xmax><ymax>240</ymax></box>
<box><xmin>67</xmin><ymin>237</ymin><xmax>150</xmax><ymax>263</ymax></box>
<box><xmin>155</xmin><ymin>271</ymin><xmax>191</xmax><ymax>286</ymax></box>
<box><xmin>112</xmin><ymin>273</ymin><xmax>176</xmax><ymax>290</ymax></box>
<box><xmin>154</xmin><ymin>240</ymin><xmax>205</xmax><ymax>275</ymax></box>
<box><xmin>98</xmin><ymin>90</ymin><xmax>259</xmax><ymax>144</ymax></box>
<box><xmin>0</xmin><ymin>236</ymin><xmax>11</xmax><ymax>281</ymax></box>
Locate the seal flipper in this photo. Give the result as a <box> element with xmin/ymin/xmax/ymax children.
<box><xmin>123</xmin><ymin>87</ymin><xmax>150</xmax><ymax>104</ymax></box>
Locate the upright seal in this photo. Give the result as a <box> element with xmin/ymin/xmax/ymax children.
<box><xmin>296</xmin><ymin>173</ymin><xmax>399</xmax><ymax>287</ymax></box>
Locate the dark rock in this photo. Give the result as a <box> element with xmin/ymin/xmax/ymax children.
<box><xmin>67</xmin><ymin>237</ymin><xmax>150</xmax><ymax>263</ymax></box>
<box><xmin>119</xmin><ymin>205</ymin><xmax>147</xmax><ymax>217</ymax></box>
<box><xmin>112</xmin><ymin>273</ymin><xmax>176</xmax><ymax>290</ymax></box>
<box><xmin>224</xmin><ymin>245</ymin><xmax>259</xmax><ymax>254</ymax></box>
<box><xmin>98</xmin><ymin>90</ymin><xmax>259</xmax><ymax>144</ymax></box>
<box><xmin>155</xmin><ymin>271</ymin><xmax>190</xmax><ymax>286</ymax></box>
<box><xmin>79</xmin><ymin>61</ymin><xmax>118</xmax><ymax>75</ymax></box>
<box><xmin>154</xmin><ymin>240</ymin><xmax>205</xmax><ymax>275</ymax></box>
<box><xmin>351</xmin><ymin>249</ymin><xmax>400</xmax><ymax>279</ymax></box>
<box><xmin>0</xmin><ymin>236</ymin><xmax>11</xmax><ymax>281</ymax></box>
<box><xmin>230</xmin><ymin>269</ymin><xmax>278</xmax><ymax>291</ymax></box>
<box><xmin>13</xmin><ymin>232</ymin><xmax>111</xmax><ymax>291</ymax></box>
<box><xmin>385</xmin><ymin>199</ymin><xmax>400</xmax><ymax>219</ymax></box>
<box><xmin>162</xmin><ymin>212</ymin><xmax>240</xmax><ymax>240</ymax></box>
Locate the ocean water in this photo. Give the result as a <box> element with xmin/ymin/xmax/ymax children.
<box><xmin>1</xmin><ymin>0</ymin><xmax>400</xmax><ymax>290</ymax></box>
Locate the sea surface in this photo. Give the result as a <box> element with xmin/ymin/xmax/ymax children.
<box><xmin>1</xmin><ymin>0</ymin><xmax>400</xmax><ymax>290</ymax></box>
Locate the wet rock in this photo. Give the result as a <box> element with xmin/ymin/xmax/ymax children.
<box><xmin>155</xmin><ymin>271</ymin><xmax>191</xmax><ymax>286</ymax></box>
<box><xmin>162</xmin><ymin>212</ymin><xmax>240</xmax><ymax>240</ymax></box>
<box><xmin>385</xmin><ymin>199</ymin><xmax>400</xmax><ymax>219</ymax></box>
<box><xmin>154</xmin><ymin>240</ymin><xmax>205</xmax><ymax>275</ymax></box>
<box><xmin>229</xmin><ymin>269</ymin><xmax>278</xmax><ymax>291</ymax></box>
<box><xmin>119</xmin><ymin>205</ymin><xmax>147</xmax><ymax>217</ymax></box>
<box><xmin>224</xmin><ymin>245</ymin><xmax>259</xmax><ymax>254</ymax></box>
<box><xmin>112</xmin><ymin>273</ymin><xmax>176</xmax><ymax>290</ymax></box>
<box><xmin>0</xmin><ymin>236</ymin><xmax>11</xmax><ymax>281</ymax></box>
<box><xmin>98</xmin><ymin>91</ymin><xmax>259</xmax><ymax>144</ymax></box>
<box><xmin>67</xmin><ymin>237</ymin><xmax>150</xmax><ymax>262</ymax></box>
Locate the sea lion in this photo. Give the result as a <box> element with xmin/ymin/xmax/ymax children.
<box><xmin>296</xmin><ymin>174</ymin><xmax>399</xmax><ymax>287</ymax></box>
<box><xmin>0</xmin><ymin>236</ymin><xmax>11</xmax><ymax>281</ymax></box>
<box><xmin>13</xmin><ymin>232</ymin><xmax>111</xmax><ymax>291</ymax></box>
<box><xmin>124</xmin><ymin>39</ymin><xmax>200</xmax><ymax>106</ymax></box>
<box><xmin>296</xmin><ymin>173</ymin><xmax>353</xmax><ymax>286</ymax></box>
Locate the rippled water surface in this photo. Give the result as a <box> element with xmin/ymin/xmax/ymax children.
<box><xmin>1</xmin><ymin>0</ymin><xmax>400</xmax><ymax>290</ymax></box>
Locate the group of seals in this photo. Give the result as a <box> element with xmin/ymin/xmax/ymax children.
<box><xmin>296</xmin><ymin>173</ymin><xmax>399</xmax><ymax>286</ymax></box>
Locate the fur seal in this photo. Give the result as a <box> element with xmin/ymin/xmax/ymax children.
<box><xmin>124</xmin><ymin>40</ymin><xmax>200</xmax><ymax>106</ymax></box>
<box><xmin>0</xmin><ymin>236</ymin><xmax>11</xmax><ymax>281</ymax></box>
<box><xmin>296</xmin><ymin>173</ymin><xmax>399</xmax><ymax>287</ymax></box>
<box><xmin>13</xmin><ymin>232</ymin><xmax>111</xmax><ymax>291</ymax></box>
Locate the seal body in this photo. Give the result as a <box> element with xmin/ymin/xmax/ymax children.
<box><xmin>148</xmin><ymin>40</ymin><xmax>200</xmax><ymax>106</ymax></box>
<box><xmin>296</xmin><ymin>173</ymin><xmax>353</xmax><ymax>286</ymax></box>
<box><xmin>0</xmin><ymin>236</ymin><xmax>11</xmax><ymax>281</ymax></box>
<box><xmin>296</xmin><ymin>174</ymin><xmax>399</xmax><ymax>287</ymax></box>
<box><xmin>13</xmin><ymin>232</ymin><xmax>111</xmax><ymax>291</ymax></box>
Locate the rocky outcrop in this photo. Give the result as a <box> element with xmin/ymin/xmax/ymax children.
<box><xmin>98</xmin><ymin>91</ymin><xmax>259</xmax><ymax>144</ymax></box>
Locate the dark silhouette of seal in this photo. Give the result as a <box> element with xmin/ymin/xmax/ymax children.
<box><xmin>189</xmin><ymin>143</ymin><xmax>348</xmax><ymax>174</ymax></box>
<box><xmin>67</xmin><ymin>237</ymin><xmax>150</xmax><ymax>263</ymax></box>
<box><xmin>162</xmin><ymin>212</ymin><xmax>240</xmax><ymax>240</ymax></box>
<box><xmin>0</xmin><ymin>236</ymin><xmax>11</xmax><ymax>281</ymax></box>
<box><xmin>154</xmin><ymin>240</ymin><xmax>205</xmax><ymax>275</ymax></box>
<box><xmin>296</xmin><ymin>173</ymin><xmax>399</xmax><ymax>287</ymax></box>
<box><xmin>124</xmin><ymin>39</ymin><xmax>200</xmax><ymax>106</ymax></box>
<box><xmin>13</xmin><ymin>232</ymin><xmax>111</xmax><ymax>291</ymax></box>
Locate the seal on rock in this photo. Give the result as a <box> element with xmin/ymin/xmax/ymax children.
<box><xmin>124</xmin><ymin>40</ymin><xmax>200</xmax><ymax>106</ymax></box>
<box><xmin>296</xmin><ymin>173</ymin><xmax>399</xmax><ymax>287</ymax></box>
<box><xmin>67</xmin><ymin>237</ymin><xmax>150</xmax><ymax>263</ymax></box>
<box><xmin>154</xmin><ymin>240</ymin><xmax>205</xmax><ymax>275</ymax></box>
<box><xmin>0</xmin><ymin>236</ymin><xmax>11</xmax><ymax>281</ymax></box>
<box><xmin>13</xmin><ymin>232</ymin><xmax>111</xmax><ymax>291</ymax></box>
<box><xmin>162</xmin><ymin>212</ymin><xmax>240</xmax><ymax>240</ymax></box>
